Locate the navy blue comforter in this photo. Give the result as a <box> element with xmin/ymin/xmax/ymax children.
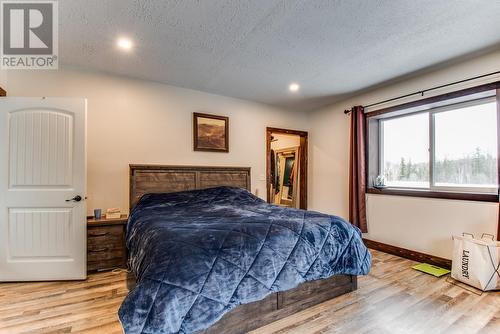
<box><xmin>119</xmin><ymin>187</ymin><xmax>371</xmax><ymax>334</ymax></box>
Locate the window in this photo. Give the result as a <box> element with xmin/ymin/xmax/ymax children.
<box><xmin>368</xmin><ymin>85</ymin><xmax>499</xmax><ymax>200</ymax></box>
<box><xmin>381</xmin><ymin>112</ymin><xmax>429</xmax><ymax>189</ymax></box>
<box><xmin>433</xmin><ymin>100</ymin><xmax>497</xmax><ymax>193</ymax></box>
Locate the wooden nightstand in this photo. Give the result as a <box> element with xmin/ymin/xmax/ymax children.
<box><xmin>87</xmin><ymin>214</ymin><xmax>128</xmax><ymax>272</ymax></box>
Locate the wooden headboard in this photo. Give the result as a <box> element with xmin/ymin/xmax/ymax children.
<box><xmin>129</xmin><ymin>164</ymin><xmax>251</xmax><ymax>209</ymax></box>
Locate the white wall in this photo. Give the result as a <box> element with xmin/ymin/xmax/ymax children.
<box><xmin>0</xmin><ymin>67</ymin><xmax>308</xmax><ymax>215</ymax></box>
<box><xmin>309</xmin><ymin>49</ymin><xmax>500</xmax><ymax>259</ymax></box>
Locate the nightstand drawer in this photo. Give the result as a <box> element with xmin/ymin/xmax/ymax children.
<box><xmin>88</xmin><ymin>247</ymin><xmax>124</xmax><ymax>262</ymax></box>
<box><xmin>87</xmin><ymin>258</ymin><xmax>125</xmax><ymax>272</ymax></box>
<box><xmin>87</xmin><ymin>224</ymin><xmax>123</xmax><ymax>238</ymax></box>
<box><xmin>87</xmin><ymin>225</ymin><xmax>123</xmax><ymax>248</ymax></box>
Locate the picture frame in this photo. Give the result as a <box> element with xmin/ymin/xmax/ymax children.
<box><xmin>193</xmin><ymin>112</ymin><xmax>229</xmax><ymax>152</ymax></box>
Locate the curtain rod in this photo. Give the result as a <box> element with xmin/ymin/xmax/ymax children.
<box><xmin>343</xmin><ymin>69</ymin><xmax>500</xmax><ymax>114</ymax></box>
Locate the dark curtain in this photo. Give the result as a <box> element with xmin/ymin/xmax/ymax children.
<box><xmin>349</xmin><ymin>106</ymin><xmax>368</xmax><ymax>233</ymax></box>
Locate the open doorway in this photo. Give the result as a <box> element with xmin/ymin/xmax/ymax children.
<box><xmin>266</xmin><ymin>127</ymin><xmax>308</xmax><ymax>209</ymax></box>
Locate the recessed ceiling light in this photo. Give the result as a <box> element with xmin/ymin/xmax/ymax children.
<box><xmin>289</xmin><ymin>83</ymin><xmax>300</xmax><ymax>92</ymax></box>
<box><xmin>117</xmin><ymin>37</ymin><xmax>133</xmax><ymax>51</ymax></box>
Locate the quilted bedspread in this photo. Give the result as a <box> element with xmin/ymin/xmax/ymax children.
<box><xmin>118</xmin><ymin>187</ymin><xmax>371</xmax><ymax>334</ymax></box>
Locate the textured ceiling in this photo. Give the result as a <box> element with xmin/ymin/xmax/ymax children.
<box><xmin>59</xmin><ymin>0</ymin><xmax>500</xmax><ymax>110</ymax></box>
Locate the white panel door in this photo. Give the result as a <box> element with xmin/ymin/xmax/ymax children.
<box><xmin>0</xmin><ymin>98</ymin><xmax>87</xmax><ymax>281</ymax></box>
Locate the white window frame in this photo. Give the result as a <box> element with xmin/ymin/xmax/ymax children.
<box><xmin>379</xmin><ymin>96</ymin><xmax>498</xmax><ymax>195</ymax></box>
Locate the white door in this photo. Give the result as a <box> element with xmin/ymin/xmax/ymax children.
<box><xmin>0</xmin><ymin>98</ymin><xmax>87</xmax><ymax>281</ymax></box>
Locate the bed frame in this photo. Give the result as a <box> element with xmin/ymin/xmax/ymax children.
<box><xmin>128</xmin><ymin>164</ymin><xmax>357</xmax><ymax>334</ymax></box>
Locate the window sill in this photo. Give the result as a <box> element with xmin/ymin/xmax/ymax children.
<box><xmin>366</xmin><ymin>187</ymin><xmax>498</xmax><ymax>203</ymax></box>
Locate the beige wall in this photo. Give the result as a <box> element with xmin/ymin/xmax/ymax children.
<box><xmin>309</xmin><ymin>49</ymin><xmax>500</xmax><ymax>259</ymax></box>
<box><xmin>0</xmin><ymin>67</ymin><xmax>308</xmax><ymax>215</ymax></box>
<box><xmin>270</xmin><ymin>133</ymin><xmax>301</xmax><ymax>151</ymax></box>
<box><xmin>1</xmin><ymin>49</ymin><xmax>499</xmax><ymax>260</ymax></box>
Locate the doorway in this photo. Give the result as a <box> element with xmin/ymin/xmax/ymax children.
<box><xmin>266</xmin><ymin>127</ymin><xmax>308</xmax><ymax>209</ymax></box>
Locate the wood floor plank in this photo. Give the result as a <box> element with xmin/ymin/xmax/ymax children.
<box><xmin>0</xmin><ymin>250</ymin><xmax>498</xmax><ymax>334</ymax></box>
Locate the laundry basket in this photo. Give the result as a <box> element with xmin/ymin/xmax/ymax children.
<box><xmin>451</xmin><ymin>233</ymin><xmax>500</xmax><ymax>291</ymax></box>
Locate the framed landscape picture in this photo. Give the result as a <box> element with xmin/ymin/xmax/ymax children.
<box><xmin>193</xmin><ymin>112</ymin><xmax>229</xmax><ymax>152</ymax></box>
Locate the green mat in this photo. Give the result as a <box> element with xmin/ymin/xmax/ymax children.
<box><xmin>412</xmin><ymin>263</ymin><xmax>450</xmax><ymax>277</ymax></box>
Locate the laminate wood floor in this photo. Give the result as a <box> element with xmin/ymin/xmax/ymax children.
<box><xmin>0</xmin><ymin>250</ymin><xmax>498</xmax><ymax>334</ymax></box>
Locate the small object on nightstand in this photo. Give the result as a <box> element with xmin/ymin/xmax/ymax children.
<box><xmin>105</xmin><ymin>207</ymin><xmax>121</xmax><ymax>219</ymax></box>
<box><xmin>94</xmin><ymin>208</ymin><xmax>102</xmax><ymax>219</ymax></box>
<box><xmin>87</xmin><ymin>214</ymin><xmax>128</xmax><ymax>272</ymax></box>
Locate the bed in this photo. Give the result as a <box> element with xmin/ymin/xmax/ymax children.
<box><xmin>119</xmin><ymin>165</ymin><xmax>371</xmax><ymax>334</ymax></box>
